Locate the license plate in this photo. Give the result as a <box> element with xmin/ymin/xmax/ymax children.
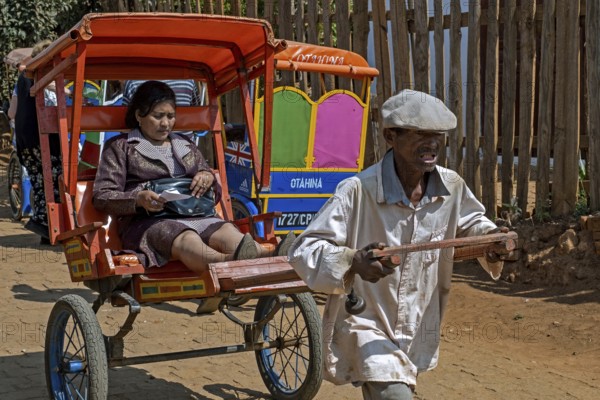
<box><xmin>277</xmin><ymin>212</ymin><xmax>318</xmax><ymax>228</ymax></box>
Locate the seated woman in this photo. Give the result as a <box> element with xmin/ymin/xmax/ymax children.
<box><xmin>93</xmin><ymin>80</ymin><xmax>291</xmax><ymax>273</ymax></box>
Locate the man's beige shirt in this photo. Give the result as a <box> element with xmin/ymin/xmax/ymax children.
<box><xmin>289</xmin><ymin>152</ymin><xmax>501</xmax><ymax>387</ymax></box>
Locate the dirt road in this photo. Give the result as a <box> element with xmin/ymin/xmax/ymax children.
<box><xmin>1</xmin><ymin>149</ymin><xmax>599</xmax><ymax>399</ymax></box>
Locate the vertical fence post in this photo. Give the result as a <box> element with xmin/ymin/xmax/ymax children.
<box><xmin>371</xmin><ymin>0</ymin><xmax>393</xmax><ymax>160</ymax></box>
<box><xmin>552</xmin><ymin>0</ymin><xmax>580</xmax><ymax>216</ymax></box>
<box><xmin>413</xmin><ymin>0</ymin><xmax>430</xmax><ymax>93</ymax></box>
<box><xmin>588</xmin><ymin>0</ymin><xmax>600</xmax><ymax>211</ymax></box>
<box><xmin>433</xmin><ymin>0</ymin><xmax>446</xmax><ymax>167</ymax></box>
<box><xmin>448</xmin><ymin>0</ymin><xmax>464</xmax><ymax>175</ymax></box>
<box><xmin>536</xmin><ymin>0</ymin><xmax>556</xmax><ymax>219</ymax></box>
<box><xmin>336</xmin><ymin>0</ymin><xmax>352</xmax><ymax>90</ymax></box>
<box><xmin>482</xmin><ymin>0</ymin><xmax>499</xmax><ymax>218</ymax></box>
<box><xmin>500</xmin><ymin>0</ymin><xmax>517</xmax><ymax>208</ymax></box>
<box><xmin>516</xmin><ymin>0</ymin><xmax>536</xmax><ymax>215</ymax></box>
<box><xmin>352</xmin><ymin>0</ymin><xmax>376</xmax><ymax>166</ymax></box>
<box><xmin>295</xmin><ymin>0</ymin><xmax>308</xmax><ymax>93</ymax></box>
<box><xmin>466</xmin><ymin>0</ymin><xmax>481</xmax><ymax>197</ymax></box>
<box><xmin>389</xmin><ymin>0</ymin><xmax>412</xmax><ymax>93</ymax></box>
<box><xmin>322</xmin><ymin>1</ymin><xmax>335</xmax><ymax>91</ymax></box>
<box><xmin>306</xmin><ymin>0</ymin><xmax>321</xmax><ymax>100</ymax></box>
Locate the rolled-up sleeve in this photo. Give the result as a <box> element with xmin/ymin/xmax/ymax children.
<box><xmin>456</xmin><ymin>182</ymin><xmax>503</xmax><ymax>279</ymax></box>
<box><xmin>288</xmin><ymin>181</ymin><xmax>359</xmax><ymax>295</ymax></box>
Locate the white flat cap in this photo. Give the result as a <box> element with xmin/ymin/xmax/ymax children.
<box><xmin>381</xmin><ymin>89</ymin><xmax>457</xmax><ymax>131</ymax></box>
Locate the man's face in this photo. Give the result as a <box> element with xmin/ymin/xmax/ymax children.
<box><xmin>384</xmin><ymin>128</ymin><xmax>446</xmax><ymax>173</ymax></box>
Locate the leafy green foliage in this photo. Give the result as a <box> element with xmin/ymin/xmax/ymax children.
<box><xmin>0</xmin><ymin>0</ymin><xmax>95</xmax><ymax>102</ymax></box>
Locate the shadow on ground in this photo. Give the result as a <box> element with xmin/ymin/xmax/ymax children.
<box><xmin>452</xmin><ymin>260</ymin><xmax>600</xmax><ymax>305</ymax></box>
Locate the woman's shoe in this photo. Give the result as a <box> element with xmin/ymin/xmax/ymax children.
<box><xmin>233</xmin><ymin>233</ymin><xmax>259</xmax><ymax>260</ymax></box>
<box><xmin>275</xmin><ymin>232</ymin><xmax>296</xmax><ymax>257</ymax></box>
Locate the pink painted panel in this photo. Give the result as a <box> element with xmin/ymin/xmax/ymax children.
<box><xmin>313</xmin><ymin>93</ymin><xmax>364</xmax><ymax>168</ymax></box>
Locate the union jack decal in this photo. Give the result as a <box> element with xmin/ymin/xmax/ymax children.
<box><xmin>225</xmin><ymin>141</ymin><xmax>252</xmax><ymax>167</ymax></box>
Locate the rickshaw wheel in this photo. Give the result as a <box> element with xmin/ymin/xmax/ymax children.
<box><xmin>254</xmin><ymin>293</ymin><xmax>323</xmax><ymax>400</ymax></box>
<box><xmin>45</xmin><ymin>294</ymin><xmax>108</xmax><ymax>400</ymax></box>
<box><xmin>7</xmin><ymin>152</ymin><xmax>23</xmax><ymax>221</ymax></box>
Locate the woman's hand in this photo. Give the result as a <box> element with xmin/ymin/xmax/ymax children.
<box><xmin>190</xmin><ymin>171</ymin><xmax>214</xmax><ymax>197</ymax></box>
<box><xmin>136</xmin><ymin>190</ymin><xmax>166</xmax><ymax>212</ymax></box>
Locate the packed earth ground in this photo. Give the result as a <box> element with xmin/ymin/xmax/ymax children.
<box><xmin>0</xmin><ymin>141</ymin><xmax>599</xmax><ymax>399</ymax></box>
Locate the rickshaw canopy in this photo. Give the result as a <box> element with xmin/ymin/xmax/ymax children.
<box><xmin>23</xmin><ymin>13</ymin><xmax>284</xmax><ymax>238</ymax></box>
<box><xmin>25</xmin><ymin>13</ymin><xmax>285</xmax><ymax>94</ymax></box>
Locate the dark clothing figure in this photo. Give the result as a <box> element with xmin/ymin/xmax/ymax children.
<box><xmin>14</xmin><ymin>71</ymin><xmax>62</xmax><ymax>234</ymax></box>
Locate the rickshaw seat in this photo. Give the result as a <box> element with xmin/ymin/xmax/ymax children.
<box><xmin>73</xmin><ymin>179</ymin><xmax>123</xmax><ymax>250</ymax></box>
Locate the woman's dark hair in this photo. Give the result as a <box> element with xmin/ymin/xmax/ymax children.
<box><xmin>125</xmin><ymin>81</ymin><xmax>176</xmax><ymax>129</ymax></box>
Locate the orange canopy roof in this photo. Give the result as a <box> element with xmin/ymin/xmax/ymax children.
<box><xmin>25</xmin><ymin>13</ymin><xmax>285</xmax><ymax>93</ymax></box>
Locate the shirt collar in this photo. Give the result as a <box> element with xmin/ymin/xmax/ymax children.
<box><xmin>381</xmin><ymin>150</ymin><xmax>450</xmax><ymax>207</ymax></box>
<box><xmin>127</xmin><ymin>128</ymin><xmax>192</xmax><ymax>160</ymax></box>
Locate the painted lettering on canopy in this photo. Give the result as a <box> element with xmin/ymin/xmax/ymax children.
<box><xmin>293</xmin><ymin>53</ymin><xmax>345</xmax><ymax>66</ymax></box>
<box><xmin>290</xmin><ymin>177</ymin><xmax>323</xmax><ymax>189</ymax></box>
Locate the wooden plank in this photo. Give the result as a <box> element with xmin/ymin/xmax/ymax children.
<box><xmin>433</xmin><ymin>0</ymin><xmax>445</xmax><ymax>101</ymax></box>
<box><xmin>552</xmin><ymin>1</ymin><xmax>580</xmax><ymax>216</ymax></box>
<box><xmin>322</xmin><ymin>0</ymin><xmax>334</xmax><ymax>91</ymax></box>
<box><xmin>202</xmin><ymin>0</ymin><xmax>213</xmax><ymax>14</ymax></box>
<box><xmin>413</xmin><ymin>0</ymin><xmax>430</xmax><ymax>93</ymax></box>
<box><xmin>231</xmin><ymin>0</ymin><xmax>241</xmax><ymax>16</ymax></box>
<box><xmin>465</xmin><ymin>0</ymin><xmax>481</xmax><ymax>198</ymax></box>
<box><xmin>389</xmin><ymin>0</ymin><xmax>412</xmax><ymax>92</ymax></box>
<box><xmin>371</xmin><ymin>0</ymin><xmax>392</xmax><ymax>159</ymax></box>
<box><xmin>482</xmin><ymin>0</ymin><xmax>499</xmax><ymax>219</ymax></box>
<box><xmin>588</xmin><ymin>0</ymin><xmax>600</xmax><ymax>210</ymax></box>
<box><xmin>352</xmin><ymin>0</ymin><xmax>374</xmax><ymax>166</ymax></box>
<box><xmin>246</xmin><ymin>0</ymin><xmax>257</xmax><ymax>17</ymax></box>
<box><xmin>295</xmin><ymin>0</ymin><xmax>308</xmax><ymax>93</ymax></box>
<box><xmin>535</xmin><ymin>0</ymin><xmax>556</xmax><ymax>218</ymax></box>
<box><xmin>336</xmin><ymin>0</ymin><xmax>352</xmax><ymax>90</ymax></box>
<box><xmin>500</xmin><ymin>0</ymin><xmax>517</xmax><ymax>207</ymax></box>
<box><xmin>263</xmin><ymin>0</ymin><xmax>275</xmax><ymax>24</ymax></box>
<box><xmin>214</xmin><ymin>0</ymin><xmax>223</xmax><ymax>15</ymax></box>
<box><xmin>352</xmin><ymin>0</ymin><xmax>370</xmax><ymax>97</ymax></box>
<box><xmin>516</xmin><ymin>0</ymin><xmax>536</xmax><ymax>215</ymax></box>
<box><xmin>447</xmin><ymin>0</ymin><xmax>464</xmax><ymax>175</ymax></box>
<box><xmin>306</xmin><ymin>0</ymin><xmax>321</xmax><ymax>100</ymax></box>
<box><xmin>278</xmin><ymin>0</ymin><xmax>295</xmax><ymax>87</ymax></box>
<box><xmin>433</xmin><ymin>0</ymin><xmax>446</xmax><ymax>166</ymax></box>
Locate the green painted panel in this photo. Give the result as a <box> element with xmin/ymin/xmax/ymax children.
<box><xmin>257</xmin><ymin>89</ymin><xmax>312</xmax><ymax>169</ymax></box>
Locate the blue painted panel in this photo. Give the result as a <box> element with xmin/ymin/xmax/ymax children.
<box><xmin>226</xmin><ymin>162</ymin><xmax>253</xmax><ymax>196</ymax></box>
<box><xmin>267</xmin><ymin>170</ymin><xmax>355</xmax><ymax>195</ymax></box>
<box><xmin>266</xmin><ymin>197</ymin><xmax>329</xmax><ymax>231</ymax></box>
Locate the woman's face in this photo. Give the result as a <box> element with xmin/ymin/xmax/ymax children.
<box><xmin>136</xmin><ymin>100</ymin><xmax>176</xmax><ymax>144</ymax></box>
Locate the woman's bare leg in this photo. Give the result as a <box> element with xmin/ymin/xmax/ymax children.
<box><xmin>207</xmin><ymin>223</ymin><xmax>271</xmax><ymax>256</ymax></box>
<box><xmin>171</xmin><ymin>230</ymin><xmax>232</xmax><ymax>274</ymax></box>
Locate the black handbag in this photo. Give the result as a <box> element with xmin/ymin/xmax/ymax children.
<box><xmin>146</xmin><ymin>177</ymin><xmax>216</xmax><ymax>218</ymax></box>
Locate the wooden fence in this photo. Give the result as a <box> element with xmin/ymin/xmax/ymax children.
<box><xmin>102</xmin><ymin>0</ymin><xmax>600</xmax><ymax>219</ymax></box>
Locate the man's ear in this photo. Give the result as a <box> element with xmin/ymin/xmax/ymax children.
<box><xmin>382</xmin><ymin>128</ymin><xmax>395</xmax><ymax>146</ymax></box>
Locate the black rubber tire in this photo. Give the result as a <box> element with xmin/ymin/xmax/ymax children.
<box><xmin>254</xmin><ymin>293</ymin><xmax>323</xmax><ymax>400</ymax></box>
<box><xmin>7</xmin><ymin>152</ymin><xmax>23</xmax><ymax>221</ymax></box>
<box><xmin>231</xmin><ymin>198</ymin><xmax>253</xmax><ymax>220</ymax></box>
<box><xmin>45</xmin><ymin>294</ymin><xmax>108</xmax><ymax>400</ymax></box>
<box><xmin>226</xmin><ymin>294</ymin><xmax>252</xmax><ymax>307</ymax></box>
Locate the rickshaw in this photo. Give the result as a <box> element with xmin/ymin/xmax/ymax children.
<box><xmin>225</xmin><ymin>42</ymin><xmax>379</xmax><ymax>235</ymax></box>
<box><xmin>26</xmin><ymin>13</ymin><xmax>322</xmax><ymax>399</ymax></box>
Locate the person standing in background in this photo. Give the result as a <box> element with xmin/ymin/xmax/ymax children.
<box><xmin>13</xmin><ymin>40</ymin><xmax>62</xmax><ymax>244</ymax></box>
